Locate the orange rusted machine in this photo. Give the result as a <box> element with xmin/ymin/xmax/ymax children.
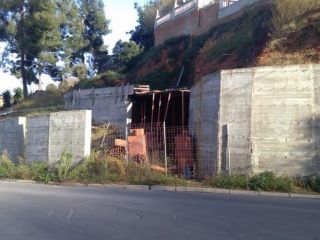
<box><xmin>175</xmin><ymin>130</ymin><xmax>194</xmax><ymax>178</ymax></box>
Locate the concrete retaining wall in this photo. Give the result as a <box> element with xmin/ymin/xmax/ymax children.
<box><xmin>189</xmin><ymin>73</ymin><xmax>221</xmax><ymax>177</ymax></box>
<box><xmin>219</xmin><ymin>69</ymin><xmax>252</xmax><ymax>174</ymax></box>
<box><xmin>64</xmin><ymin>85</ymin><xmax>134</xmax><ymax>124</ymax></box>
<box><xmin>26</xmin><ymin>110</ymin><xmax>91</xmax><ymax>164</ymax></box>
<box><xmin>251</xmin><ymin>65</ymin><xmax>318</xmax><ymax>176</ymax></box>
<box><xmin>0</xmin><ymin>117</ymin><xmax>26</xmax><ymax>163</ymax></box>
<box><xmin>191</xmin><ymin>64</ymin><xmax>320</xmax><ymax>177</ymax></box>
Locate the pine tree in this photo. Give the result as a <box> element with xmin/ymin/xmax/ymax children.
<box><xmin>78</xmin><ymin>0</ymin><xmax>111</xmax><ymax>75</ymax></box>
<box><xmin>0</xmin><ymin>0</ymin><xmax>62</xmax><ymax>97</ymax></box>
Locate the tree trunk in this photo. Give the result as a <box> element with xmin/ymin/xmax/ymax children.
<box><xmin>21</xmin><ymin>49</ymin><xmax>28</xmax><ymax>98</ymax></box>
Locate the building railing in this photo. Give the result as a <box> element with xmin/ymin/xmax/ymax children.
<box><xmin>175</xmin><ymin>0</ymin><xmax>197</xmax><ymax>16</ymax></box>
<box><xmin>155</xmin><ymin>0</ymin><xmax>257</xmax><ymax>28</ymax></box>
<box><xmin>155</xmin><ymin>0</ymin><xmax>218</xmax><ymax>27</ymax></box>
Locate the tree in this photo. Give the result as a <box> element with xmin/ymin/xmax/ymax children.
<box><xmin>13</xmin><ymin>87</ymin><xmax>23</xmax><ymax>104</ymax></box>
<box><xmin>78</xmin><ymin>0</ymin><xmax>111</xmax><ymax>75</ymax></box>
<box><xmin>0</xmin><ymin>0</ymin><xmax>62</xmax><ymax>98</ymax></box>
<box><xmin>130</xmin><ymin>0</ymin><xmax>175</xmax><ymax>50</ymax></box>
<box><xmin>2</xmin><ymin>90</ymin><xmax>12</xmax><ymax>108</ymax></box>
<box><xmin>112</xmin><ymin>40</ymin><xmax>143</xmax><ymax>70</ymax></box>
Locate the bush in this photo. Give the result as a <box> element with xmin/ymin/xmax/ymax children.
<box><xmin>105</xmin><ymin>156</ymin><xmax>125</xmax><ymax>176</ymax></box>
<box><xmin>0</xmin><ymin>151</ymin><xmax>17</xmax><ymax>178</ymax></box>
<box><xmin>205</xmin><ymin>175</ymin><xmax>249</xmax><ymax>190</ymax></box>
<box><xmin>58</xmin><ymin>152</ymin><xmax>73</xmax><ymax>180</ymax></box>
<box><xmin>16</xmin><ymin>165</ymin><xmax>32</xmax><ymax>179</ymax></box>
<box><xmin>13</xmin><ymin>87</ymin><xmax>23</xmax><ymax>104</ymax></box>
<box><xmin>45</xmin><ymin>84</ymin><xmax>59</xmax><ymax>94</ymax></box>
<box><xmin>249</xmin><ymin>172</ymin><xmax>294</xmax><ymax>192</ymax></box>
<box><xmin>305</xmin><ymin>175</ymin><xmax>320</xmax><ymax>193</ymax></box>
<box><xmin>272</xmin><ymin>0</ymin><xmax>320</xmax><ymax>32</ymax></box>
<box><xmin>30</xmin><ymin>162</ymin><xmax>56</xmax><ymax>183</ymax></box>
<box><xmin>2</xmin><ymin>90</ymin><xmax>12</xmax><ymax>108</ymax></box>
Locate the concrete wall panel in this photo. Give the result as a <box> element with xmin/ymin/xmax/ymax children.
<box><xmin>189</xmin><ymin>73</ymin><xmax>221</xmax><ymax>177</ymax></box>
<box><xmin>26</xmin><ymin>110</ymin><xmax>91</xmax><ymax>164</ymax></box>
<box><xmin>0</xmin><ymin>117</ymin><xmax>26</xmax><ymax>163</ymax></box>
<box><xmin>64</xmin><ymin>85</ymin><xmax>134</xmax><ymax>124</ymax></box>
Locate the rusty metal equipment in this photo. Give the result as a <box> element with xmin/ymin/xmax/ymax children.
<box><xmin>175</xmin><ymin>130</ymin><xmax>194</xmax><ymax>178</ymax></box>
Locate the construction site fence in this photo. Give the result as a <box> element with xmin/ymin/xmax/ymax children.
<box><xmin>95</xmin><ymin>122</ymin><xmax>213</xmax><ymax>179</ymax></box>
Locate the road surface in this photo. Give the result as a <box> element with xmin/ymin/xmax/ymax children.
<box><xmin>0</xmin><ymin>181</ymin><xmax>319</xmax><ymax>240</ymax></box>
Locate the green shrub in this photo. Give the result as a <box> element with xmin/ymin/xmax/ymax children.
<box><xmin>2</xmin><ymin>90</ymin><xmax>12</xmax><ymax>108</ymax></box>
<box><xmin>305</xmin><ymin>175</ymin><xmax>320</xmax><ymax>193</ymax></box>
<box><xmin>58</xmin><ymin>151</ymin><xmax>73</xmax><ymax>180</ymax></box>
<box><xmin>272</xmin><ymin>0</ymin><xmax>320</xmax><ymax>33</ymax></box>
<box><xmin>105</xmin><ymin>156</ymin><xmax>125</xmax><ymax>176</ymax></box>
<box><xmin>205</xmin><ymin>175</ymin><xmax>249</xmax><ymax>190</ymax></box>
<box><xmin>30</xmin><ymin>162</ymin><xmax>56</xmax><ymax>183</ymax></box>
<box><xmin>0</xmin><ymin>151</ymin><xmax>17</xmax><ymax>178</ymax></box>
<box><xmin>16</xmin><ymin>165</ymin><xmax>32</xmax><ymax>179</ymax></box>
<box><xmin>45</xmin><ymin>84</ymin><xmax>59</xmax><ymax>94</ymax></box>
<box><xmin>249</xmin><ymin>172</ymin><xmax>293</xmax><ymax>192</ymax></box>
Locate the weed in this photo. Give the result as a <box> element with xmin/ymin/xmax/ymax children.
<box><xmin>0</xmin><ymin>151</ymin><xmax>17</xmax><ymax>178</ymax></box>
<box><xmin>30</xmin><ymin>162</ymin><xmax>56</xmax><ymax>183</ymax></box>
<box><xmin>248</xmin><ymin>172</ymin><xmax>294</xmax><ymax>192</ymax></box>
<box><xmin>305</xmin><ymin>175</ymin><xmax>320</xmax><ymax>193</ymax></box>
<box><xmin>58</xmin><ymin>151</ymin><xmax>73</xmax><ymax>180</ymax></box>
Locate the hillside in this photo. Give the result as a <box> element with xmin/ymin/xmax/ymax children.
<box><xmin>126</xmin><ymin>2</ymin><xmax>320</xmax><ymax>89</ymax></box>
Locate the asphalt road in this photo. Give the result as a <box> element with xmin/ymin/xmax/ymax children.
<box><xmin>0</xmin><ymin>181</ymin><xmax>319</xmax><ymax>240</ymax></box>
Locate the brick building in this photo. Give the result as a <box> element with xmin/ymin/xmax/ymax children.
<box><xmin>154</xmin><ymin>0</ymin><xmax>261</xmax><ymax>45</ymax></box>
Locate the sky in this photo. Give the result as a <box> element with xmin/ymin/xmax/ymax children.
<box><xmin>0</xmin><ymin>0</ymin><xmax>147</xmax><ymax>94</ymax></box>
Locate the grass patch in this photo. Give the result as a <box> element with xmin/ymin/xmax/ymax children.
<box><xmin>0</xmin><ymin>152</ymin><xmax>318</xmax><ymax>194</ymax></box>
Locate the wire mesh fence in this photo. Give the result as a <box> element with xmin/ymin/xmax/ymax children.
<box><xmin>94</xmin><ymin>122</ymin><xmax>209</xmax><ymax>179</ymax></box>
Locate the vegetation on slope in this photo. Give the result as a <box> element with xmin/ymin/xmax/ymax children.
<box><xmin>124</xmin><ymin>0</ymin><xmax>320</xmax><ymax>89</ymax></box>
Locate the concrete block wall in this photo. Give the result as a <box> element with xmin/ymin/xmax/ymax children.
<box><xmin>0</xmin><ymin>117</ymin><xmax>26</xmax><ymax>163</ymax></box>
<box><xmin>64</xmin><ymin>85</ymin><xmax>134</xmax><ymax>124</ymax></box>
<box><xmin>191</xmin><ymin>64</ymin><xmax>320</xmax><ymax>177</ymax></box>
<box><xmin>26</xmin><ymin>110</ymin><xmax>91</xmax><ymax>164</ymax></box>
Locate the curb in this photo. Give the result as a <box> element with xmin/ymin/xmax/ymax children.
<box><xmin>1</xmin><ymin>180</ymin><xmax>319</xmax><ymax>200</ymax></box>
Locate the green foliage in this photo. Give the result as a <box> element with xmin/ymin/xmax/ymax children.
<box><xmin>45</xmin><ymin>84</ymin><xmax>59</xmax><ymax>94</ymax></box>
<box><xmin>272</xmin><ymin>0</ymin><xmax>320</xmax><ymax>33</ymax></box>
<box><xmin>77</xmin><ymin>71</ymin><xmax>125</xmax><ymax>89</ymax></box>
<box><xmin>248</xmin><ymin>172</ymin><xmax>294</xmax><ymax>192</ymax></box>
<box><xmin>2</xmin><ymin>90</ymin><xmax>12</xmax><ymax>108</ymax></box>
<box><xmin>130</xmin><ymin>0</ymin><xmax>175</xmax><ymax>50</ymax></box>
<box><xmin>13</xmin><ymin>87</ymin><xmax>23</xmax><ymax>104</ymax></box>
<box><xmin>16</xmin><ymin>165</ymin><xmax>32</xmax><ymax>180</ymax></box>
<box><xmin>58</xmin><ymin>151</ymin><xmax>73</xmax><ymax>180</ymax></box>
<box><xmin>139</xmin><ymin>68</ymin><xmax>178</xmax><ymax>90</ymax></box>
<box><xmin>0</xmin><ymin>0</ymin><xmax>63</xmax><ymax>97</ymax></box>
<box><xmin>113</xmin><ymin>40</ymin><xmax>144</xmax><ymax>70</ymax></box>
<box><xmin>205</xmin><ymin>175</ymin><xmax>249</xmax><ymax>190</ymax></box>
<box><xmin>0</xmin><ymin>151</ymin><xmax>17</xmax><ymax>178</ymax></box>
<box><xmin>30</xmin><ymin>162</ymin><xmax>56</xmax><ymax>183</ymax></box>
<box><xmin>305</xmin><ymin>175</ymin><xmax>320</xmax><ymax>193</ymax></box>
<box><xmin>78</xmin><ymin>0</ymin><xmax>111</xmax><ymax>74</ymax></box>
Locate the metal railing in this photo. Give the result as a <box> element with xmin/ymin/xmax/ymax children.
<box><xmin>155</xmin><ymin>0</ymin><xmax>218</xmax><ymax>27</ymax></box>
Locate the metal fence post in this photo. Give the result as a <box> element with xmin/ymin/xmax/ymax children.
<box><xmin>125</xmin><ymin>124</ymin><xmax>129</xmax><ymax>165</ymax></box>
<box><xmin>163</xmin><ymin>122</ymin><xmax>168</xmax><ymax>175</ymax></box>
